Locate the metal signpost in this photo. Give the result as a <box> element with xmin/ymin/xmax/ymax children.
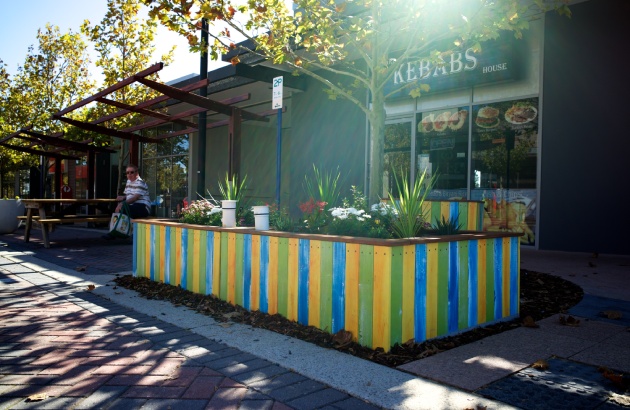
<box><xmin>273</xmin><ymin>76</ymin><xmax>283</xmax><ymax>205</ymax></box>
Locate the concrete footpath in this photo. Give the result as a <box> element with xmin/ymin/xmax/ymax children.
<box><xmin>1</xmin><ymin>226</ymin><xmax>629</xmax><ymax>409</ymax></box>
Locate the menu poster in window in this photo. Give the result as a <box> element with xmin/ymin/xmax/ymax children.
<box><xmin>473</xmin><ymin>97</ymin><xmax>539</xmax><ymax>133</ymax></box>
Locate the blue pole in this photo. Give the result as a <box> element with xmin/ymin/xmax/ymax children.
<box><xmin>275</xmin><ymin>108</ymin><xmax>282</xmax><ymax>205</ymax></box>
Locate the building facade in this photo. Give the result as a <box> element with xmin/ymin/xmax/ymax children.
<box><xmin>139</xmin><ymin>0</ymin><xmax>628</xmax><ymax>255</ymax></box>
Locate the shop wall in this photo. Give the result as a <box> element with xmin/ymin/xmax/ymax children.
<box><xmin>290</xmin><ymin>78</ymin><xmax>367</xmax><ymax>212</ymax></box>
<box><xmin>541</xmin><ymin>0</ymin><xmax>630</xmax><ymax>255</ymax></box>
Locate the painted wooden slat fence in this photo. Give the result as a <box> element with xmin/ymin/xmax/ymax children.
<box><xmin>133</xmin><ymin>221</ymin><xmax>520</xmax><ymax>352</ymax></box>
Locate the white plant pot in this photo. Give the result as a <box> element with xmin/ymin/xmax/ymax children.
<box><xmin>252</xmin><ymin>205</ymin><xmax>270</xmax><ymax>231</ymax></box>
<box><xmin>0</xmin><ymin>199</ymin><xmax>25</xmax><ymax>234</ymax></box>
<box><xmin>221</xmin><ymin>200</ymin><xmax>237</xmax><ymax>228</ymax></box>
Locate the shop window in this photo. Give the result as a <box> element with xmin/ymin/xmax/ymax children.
<box><xmin>470</xmin><ymin>97</ymin><xmax>538</xmax><ymax>245</ymax></box>
<box><xmin>416</xmin><ymin>106</ymin><xmax>469</xmax><ymax>200</ymax></box>
<box><xmin>142</xmin><ymin>124</ymin><xmax>189</xmax><ymax>218</ymax></box>
<box><xmin>383</xmin><ymin>122</ymin><xmax>412</xmax><ymax>199</ymax></box>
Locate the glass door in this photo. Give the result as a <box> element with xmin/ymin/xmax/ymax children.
<box><xmin>382</xmin><ymin>121</ymin><xmax>413</xmax><ymax>199</ymax></box>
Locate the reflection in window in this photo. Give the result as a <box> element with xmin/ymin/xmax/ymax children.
<box><xmin>142</xmin><ymin>122</ymin><xmax>189</xmax><ymax>218</ymax></box>
<box><xmin>470</xmin><ymin>97</ymin><xmax>538</xmax><ymax>245</ymax></box>
<box><xmin>383</xmin><ymin>122</ymin><xmax>411</xmax><ymax>198</ymax></box>
<box><xmin>416</xmin><ymin>107</ymin><xmax>469</xmax><ymax>200</ymax></box>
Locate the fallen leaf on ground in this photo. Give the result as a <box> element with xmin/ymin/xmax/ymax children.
<box><xmin>27</xmin><ymin>393</ymin><xmax>48</xmax><ymax>402</ymax></box>
<box><xmin>559</xmin><ymin>315</ymin><xmax>580</xmax><ymax>326</ymax></box>
<box><xmin>532</xmin><ymin>359</ymin><xmax>549</xmax><ymax>370</ymax></box>
<box><xmin>523</xmin><ymin>316</ymin><xmax>539</xmax><ymax>328</ymax></box>
<box><xmin>222</xmin><ymin>312</ymin><xmax>240</xmax><ymax>320</ymax></box>
<box><xmin>609</xmin><ymin>392</ymin><xmax>630</xmax><ymax>406</ymax></box>
<box><xmin>219</xmin><ymin>323</ymin><xmax>232</xmax><ymax>328</ymax></box>
<box><xmin>601</xmin><ymin>310</ymin><xmax>623</xmax><ymax>320</ymax></box>
<box><xmin>86</xmin><ymin>284</ymin><xmax>96</xmax><ymax>291</ymax></box>
<box><xmin>332</xmin><ymin>330</ymin><xmax>353</xmax><ymax>347</ymax></box>
<box><xmin>75</xmin><ymin>266</ymin><xmax>87</xmax><ymax>272</ymax></box>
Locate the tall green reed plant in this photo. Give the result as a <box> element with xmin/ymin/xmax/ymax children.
<box><xmin>303</xmin><ymin>164</ymin><xmax>343</xmax><ymax>210</ymax></box>
<box><xmin>218</xmin><ymin>173</ymin><xmax>247</xmax><ymax>202</ymax></box>
<box><xmin>389</xmin><ymin>168</ymin><xmax>436</xmax><ymax>238</ymax></box>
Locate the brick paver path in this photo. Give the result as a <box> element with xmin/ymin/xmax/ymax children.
<box><xmin>0</xmin><ymin>263</ymin><xmax>379</xmax><ymax>409</ymax></box>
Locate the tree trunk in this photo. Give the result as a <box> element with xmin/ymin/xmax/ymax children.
<box><xmin>367</xmin><ymin>94</ymin><xmax>386</xmax><ymax>205</ymax></box>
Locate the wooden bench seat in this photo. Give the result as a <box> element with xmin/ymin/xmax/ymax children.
<box><xmin>38</xmin><ymin>216</ymin><xmax>112</xmax><ymax>224</ymax></box>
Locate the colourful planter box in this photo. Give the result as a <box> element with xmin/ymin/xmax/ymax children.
<box><xmin>133</xmin><ymin>220</ymin><xmax>519</xmax><ymax>351</ymax></box>
<box><xmin>423</xmin><ymin>200</ymin><xmax>484</xmax><ymax>231</ymax></box>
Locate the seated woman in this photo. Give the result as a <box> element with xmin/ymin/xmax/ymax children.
<box><xmin>103</xmin><ymin>164</ymin><xmax>151</xmax><ymax>240</ymax></box>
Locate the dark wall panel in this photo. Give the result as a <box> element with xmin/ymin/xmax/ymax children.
<box><xmin>541</xmin><ymin>0</ymin><xmax>630</xmax><ymax>254</ymax></box>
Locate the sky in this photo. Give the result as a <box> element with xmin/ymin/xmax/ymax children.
<box><xmin>0</xmin><ymin>0</ymin><xmax>227</xmax><ymax>84</ymax></box>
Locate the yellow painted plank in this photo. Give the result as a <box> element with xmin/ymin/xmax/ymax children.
<box><xmin>440</xmin><ymin>202</ymin><xmax>450</xmax><ymax>222</ymax></box>
<box><xmin>192</xmin><ymin>229</ymin><xmax>200</xmax><ymax>293</ymax></box>
<box><xmin>175</xmin><ymin>227</ymin><xmax>182</xmax><ymax>287</ymax></box>
<box><xmin>345</xmin><ymin>243</ymin><xmax>360</xmax><ymax>341</ymax></box>
<box><xmin>227</xmin><ymin>232</ymin><xmax>236</xmax><ymax>304</ymax></box>
<box><xmin>372</xmin><ymin>246</ymin><xmax>391</xmax><ymax>350</ymax></box>
<box><xmin>268</xmin><ymin>237</ymin><xmax>279</xmax><ymax>314</ymax></box>
<box><xmin>401</xmin><ymin>245</ymin><xmax>415</xmax><ymax>343</ymax></box>
<box><xmin>308</xmin><ymin>241</ymin><xmax>321</xmax><ymax>327</ymax></box>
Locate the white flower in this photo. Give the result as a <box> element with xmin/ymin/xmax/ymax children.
<box><xmin>210</xmin><ymin>207</ymin><xmax>222</xmax><ymax>214</ymax></box>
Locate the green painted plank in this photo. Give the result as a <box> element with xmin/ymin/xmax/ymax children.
<box><xmin>431</xmin><ymin>201</ymin><xmax>441</xmax><ymax>225</ymax></box>
<box><xmin>458</xmin><ymin>241</ymin><xmax>469</xmax><ymax>330</ymax></box>
<box><xmin>220</xmin><ymin>232</ymin><xmax>229</xmax><ymax>300</ymax></box>
<box><xmin>199</xmin><ymin>231</ymin><xmax>207</xmax><ymax>295</ymax></box>
<box><xmin>358</xmin><ymin>244</ymin><xmax>374</xmax><ymax>347</ymax></box>
<box><xmin>277</xmin><ymin>238</ymin><xmax>289</xmax><ymax>317</ymax></box>
<box><xmin>437</xmin><ymin>242</ymin><xmax>449</xmax><ymax>336</ymax></box>
<box><xmin>187</xmin><ymin>230</ymin><xmax>194</xmax><ymax>292</ymax></box>
<box><xmin>235</xmin><ymin>234</ymin><xmax>244</xmax><ymax>306</ymax></box>
<box><xmin>459</xmin><ymin>203</ymin><xmax>469</xmax><ymax>230</ymax></box>
<box><xmin>390</xmin><ymin>247</ymin><xmax>404</xmax><ymax>346</ymax></box>
<box><xmin>319</xmin><ymin>241</ymin><xmax>333</xmax><ymax>333</ymax></box>
<box><xmin>485</xmin><ymin>239</ymin><xmax>495</xmax><ymax>322</ymax></box>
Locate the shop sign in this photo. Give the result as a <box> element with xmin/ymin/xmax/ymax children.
<box><xmin>386</xmin><ymin>37</ymin><xmax>523</xmax><ymax>99</ymax></box>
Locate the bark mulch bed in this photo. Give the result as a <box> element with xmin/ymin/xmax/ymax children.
<box><xmin>113</xmin><ymin>269</ymin><xmax>583</xmax><ymax>368</ymax></box>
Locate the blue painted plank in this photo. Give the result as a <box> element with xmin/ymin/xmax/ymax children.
<box><xmin>298</xmin><ymin>239</ymin><xmax>310</xmax><ymax>325</ymax></box>
<box><xmin>450</xmin><ymin>202</ymin><xmax>459</xmax><ymax>226</ymax></box>
<box><xmin>332</xmin><ymin>242</ymin><xmax>346</xmax><ymax>334</ymax></box>
<box><xmin>243</xmin><ymin>234</ymin><xmax>252</xmax><ymax>310</ymax></box>
<box><xmin>448</xmin><ymin>241</ymin><xmax>459</xmax><ymax>333</ymax></box>
<box><xmin>181</xmin><ymin>228</ymin><xmax>188</xmax><ymax>289</ymax></box>
<box><xmin>468</xmin><ymin>240</ymin><xmax>478</xmax><ymax>327</ymax></box>
<box><xmin>414</xmin><ymin>244</ymin><xmax>427</xmax><ymax>342</ymax></box>
<box><xmin>164</xmin><ymin>227</ymin><xmax>171</xmax><ymax>285</ymax></box>
<box><xmin>150</xmin><ymin>225</ymin><xmax>156</xmax><ymax>281</ymax></box>
<box><xmin>260</xmin><ymin>236</ymin><xmax>269</xmax><ymax>313</ymax></box>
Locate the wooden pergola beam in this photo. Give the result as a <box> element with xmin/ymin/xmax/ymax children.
<box><xmin>0</xmin><ymin>141</ymin><xmax>79</xmax><ymax>160</ymax></box>
<box><xmin>53</xmin><ymin>116</ymin><xmax>161</xmax><ymax>144</ymax></box>
<box><xmin>121</xmin><ymin>93</ymin><xmax>252</xmax><ymax>133</ymax></box>
<box><xmin>20</xmin><ymin>129</ymin><xmax>116</xmax><ymax>153</ymax></box>
<box><xmin>54</xmin><ymin>62</ymin><xmax>164</xmax><ymax>117</ymax></box>
<box><xmin>90</xmin><ymin>79</ymin><xmax>210</xmax><ymax>125</ymax></box>
<box><xmin>136</xmin><ymin>77</ymin><xmax>268</xmax><ymax>122</ymax></box>
<box><xmin>96</xmin><ymin>97</ymin><xmax>199</xmax><ymax>129</ymax></box>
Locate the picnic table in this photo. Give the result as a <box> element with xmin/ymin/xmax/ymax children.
<box><xmin>20</xmin><ymin>198</ymin><xmax>117</xmax><ymax>248</ymax></box>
